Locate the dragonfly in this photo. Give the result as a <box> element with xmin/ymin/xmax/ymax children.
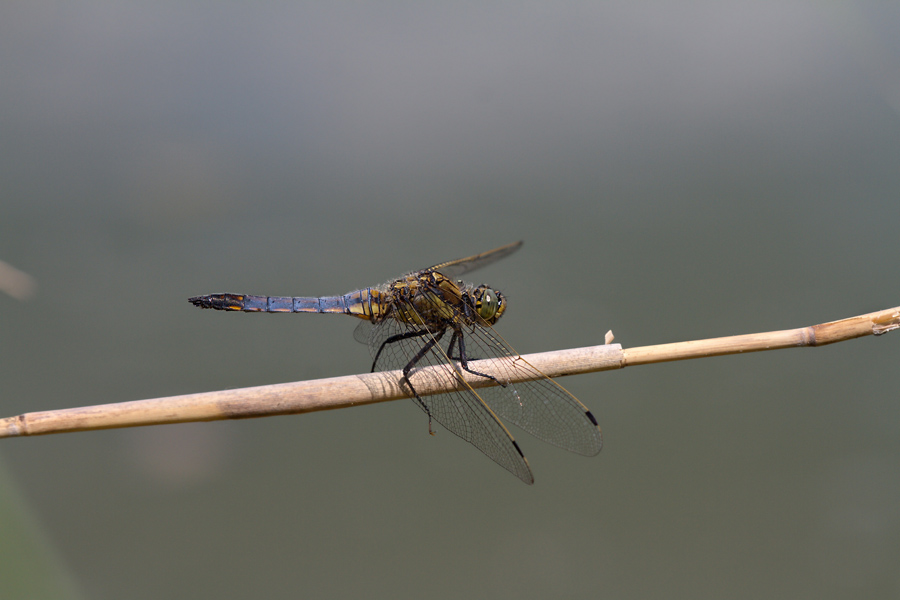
<box><xmin>189</xmin><ymin>241</ymin><xmax>602</xmax><ymax>484</ymax></box>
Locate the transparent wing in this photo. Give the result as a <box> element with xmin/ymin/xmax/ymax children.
<box><xmin>362</xmin><ymin>314</ymin><xmax>534</xmax><ymax>484</ymax></box>
<box><xmin>421</xmin><ymin>241</ymin><xmax>523</xmax><ymax>280</ymax></box>
<box><xmin>359</xmin><ymin>284</ymin><xmax>601</xmax><ymax>483</ymax></box>
<box><xmin>445</xmin><ymin>321</ymin><xmax>603</xmax><ymax>457</ymax></box>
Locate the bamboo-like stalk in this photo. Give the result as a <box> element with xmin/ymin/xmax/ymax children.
<box><xmin>2</xmin><ymin>305</ymin><xmax>898</xmax><ymax>439</ymax></box>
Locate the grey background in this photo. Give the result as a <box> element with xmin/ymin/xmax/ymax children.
<box><xmin>2</xmin><ymin>3</ymin><xmax>899</xmax><ymax>599</ymax></box>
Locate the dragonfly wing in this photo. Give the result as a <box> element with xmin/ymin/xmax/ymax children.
<box><xmin>353</xmin><ymin>319</ymin><xmax>373</xmax><ymax>345</ymax></box>
<box><xmin>363</xmin><ymin>315</ymin><xmax>534</xmax><ymax>484</ymax></box>
<box><xmin>423</xmin><ymin>241</ymin><xmax>523</xmax><ymax>280</ymax></box>
<box><xmin>449</xmin><ymin>324</ymin><xmax>603</xmax><ymax>457</ymax></box>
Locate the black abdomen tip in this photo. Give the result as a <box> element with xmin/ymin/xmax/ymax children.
<box><xmin>188</xmin><ymin>295</ymin><xmax>213</xmax><ymax>308</ymax></box>
<box><xmin>188</xmin><ymin>294</ymin><xmax>242</xmax><ymax>310</ymax></box>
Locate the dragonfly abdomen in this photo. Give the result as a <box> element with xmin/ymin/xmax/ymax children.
<box><xmin>188</xmin><ymin>289</ymin><xmax>379</xmax><ymax>319</ymax></box>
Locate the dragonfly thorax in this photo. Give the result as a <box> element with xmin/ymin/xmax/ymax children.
<box><xmin>376</xmin><ymin>273</ymin><xmax>507</xmax><ymax>329</ymax></box>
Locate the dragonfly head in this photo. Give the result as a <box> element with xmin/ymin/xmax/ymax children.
<box><xmin>471</xmin><ymin>285</ymin><xmax>506</xmax><ymax>325</ymax></box>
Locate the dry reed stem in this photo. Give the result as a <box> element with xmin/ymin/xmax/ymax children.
<box><xmin>2</xmin><ymin>305</ymin><xmax>898</xmax><ymax>438</ymax></box>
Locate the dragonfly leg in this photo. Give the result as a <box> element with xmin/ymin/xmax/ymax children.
<box><xmin>399</xmin><ymin>328</ymin><xmax>446</xmax><ymax>435</ymax></box>
<box><xmin>445</xmin><ymin>330</ymin><xmax>463</xmax><ymax>361</ymax></box>
<box><xmin>450</xmin><ymin>328</ymin><xmax>506</xmax><ymax>388</ymax></box>
<box><xmin>370</xmin><ymin>328</ymin><xmax>431</xmax><ymax>372</ymax></box>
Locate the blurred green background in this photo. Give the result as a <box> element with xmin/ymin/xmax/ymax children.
<box><xmin>2</xmin><ymin>3</ymin><xmax>899</xmax><ymax>599</ymax></box>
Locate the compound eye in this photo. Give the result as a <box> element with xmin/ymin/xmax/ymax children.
<box><xmin>476</xmin><ymin>288</ymin><xmax>499</xmax><ymax>321</ymax></box>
